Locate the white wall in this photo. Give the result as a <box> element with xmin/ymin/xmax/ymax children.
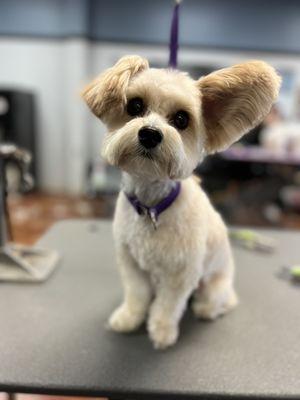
<box><xmin>0</xmin><ymin>37</ymin><xmax>90</xmax><ymax>193</ymax></box>
<box><xmin>62</xmin><ymin>40</ymin><xmax>90</xmax><ymax>194</ymax></box>
<box><xmin>1</xmin><ymin>38</ymin><xmax>300</xmax><ymax>193</ymax></box>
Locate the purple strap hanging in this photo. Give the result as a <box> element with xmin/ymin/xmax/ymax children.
<box><xmin>124</xmin><ymin>1</ymin><xmax>183</xmax><ymax>228</ymax></box>
<box><xmin>168</xmin><ymin>0</ymin><xmax>181</xmax><ymax>69</ymax></box>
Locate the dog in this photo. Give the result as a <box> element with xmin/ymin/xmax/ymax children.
<box><xmin>82</xmin><ymin>56</ymin><xmax>280</xmax><ymax>349</ymax></box>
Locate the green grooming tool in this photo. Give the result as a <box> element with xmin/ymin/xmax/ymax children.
<box><xmin>290</xmin><ymin>266</ymin><xmax>300</xmax><ymax>281</ymax></box>
<box><xmin>278</xmin><ymin>265</ymin><xmax>300</xmax><ymax>283</ymax></box>
<box><xmin>229</xmin><ymin>229</ymin><xmax>276</xmax><ymax>253</ymax></box>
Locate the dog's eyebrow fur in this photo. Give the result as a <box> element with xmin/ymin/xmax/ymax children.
<box><xmin>126</xmin><ymin>72</ymin><xmax>200</xmax><ymax>121</ymax></box>
<box><xmin>81</xmin><ymin>55</ymin><xmax>149</xmax><ymax>119</ymax></box>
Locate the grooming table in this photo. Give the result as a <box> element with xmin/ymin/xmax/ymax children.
<box><xmin>0</xmin><ymin>220</ymin><xmax>299</xmax><ymax>399</ymax></box>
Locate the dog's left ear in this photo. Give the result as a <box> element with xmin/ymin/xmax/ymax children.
<box><xmin>82</xmin><ymin>55</ymin><xmax>149</xmax><ymax>120</ymax></box>
<box><xmin>197</xmin><ymin>61</ymin><xmax>281</xmax><ymax>154</ymax></box>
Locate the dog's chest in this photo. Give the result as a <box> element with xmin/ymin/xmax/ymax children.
<box><xmin>123</xmin><ymin>213</ymin><xmax>168</xmax><ymax>271</ymax></box>
<box><xmin>115</xmin><ymin>202</ymin><xmax>185</xmax><ymax>273</ymax></box>
<box><xmin>113</xmin><ymin>186</ymin><xmax>210</xmax><ymax>274</ymax></box>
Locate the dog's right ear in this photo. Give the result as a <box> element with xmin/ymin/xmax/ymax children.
<box><xmin>81</xmin><ymin>55</ymin><xmax>149</xmax><ymax>120</ymax></box>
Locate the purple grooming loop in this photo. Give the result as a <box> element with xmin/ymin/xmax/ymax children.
<box><xmin>124</xmin><ymin>1</ymin><xmax>183</xmax><ymax>224</ymax></box>
<box><xmin>168</xmin><ymin>0</ymin><xmax>181</xmax><ymax>69</ymax></box>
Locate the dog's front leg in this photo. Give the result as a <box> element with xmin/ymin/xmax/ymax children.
<box><xmin>109</xmin><ymin>244</ymin><xmax>152</xmax><ymax>333</ymax></box>
<box><xmin>148</xmin><ymin>272</ymin><xmax>197</xmax><ymax>349</ymax></box>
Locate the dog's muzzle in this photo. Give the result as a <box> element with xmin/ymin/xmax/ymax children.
<box><xmin>138</xmin><ymin>126</ymin><xmax>163</xmax><ymax>149</ymax></box>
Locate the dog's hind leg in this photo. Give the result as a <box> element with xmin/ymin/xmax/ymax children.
<box><xmin>109</xmin><ymin>245</ymin><xmax>152</xmax><ymax>332</ymax></box>
<box><xmin>192</xmin><ymin>242</ymin><xmax>238</xmax><ymax>320</ymax></box>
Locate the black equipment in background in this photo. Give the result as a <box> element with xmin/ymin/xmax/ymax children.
<box><xmin>0</xmin><ymin>89</ymin><xmax>36</xmax><ymax>180</ymax></box>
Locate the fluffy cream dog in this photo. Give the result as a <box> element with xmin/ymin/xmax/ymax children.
<box><xmin>82</xmin><ymin>56</ymin><xmax>280</xmax><ymax>349</ymax></box>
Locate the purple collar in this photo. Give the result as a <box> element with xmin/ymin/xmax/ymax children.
<box><xmin>125</xmin><ymin>182</ymin><xmax>181</xmax><ymax>228</ymax></box>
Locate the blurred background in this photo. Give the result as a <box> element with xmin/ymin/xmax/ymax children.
<box><xmin>1</xmin><ymin>0</ymin><xmax>300</xmax><ymax>244</ymax></box>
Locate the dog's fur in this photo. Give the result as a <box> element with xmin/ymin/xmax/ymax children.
<box><xmin>82</xmin><ymin>56</ymin><xmax>281</xmax><ymax>349</ymax></box>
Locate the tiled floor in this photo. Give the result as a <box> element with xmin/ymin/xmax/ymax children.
<box><xmin>5</xmin><ymin>189</ymin><xmax>300</xmax><ymax>249</ymax></box>
<box><xmin>6</xmin><ymin>192</ymin><xmax>115</xmax><ymax>245</ymax></box>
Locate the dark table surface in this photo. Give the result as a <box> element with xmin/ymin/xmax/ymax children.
<box><xmin>0</xmin><ymin>220</ymin><xmax>299</xmax><ymax>399</ymax></box>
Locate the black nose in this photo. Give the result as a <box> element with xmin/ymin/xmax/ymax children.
<box><xmin>138</xmin><ymin>127</ymin><xmax>163</xmax><ymax>149</ymax></box>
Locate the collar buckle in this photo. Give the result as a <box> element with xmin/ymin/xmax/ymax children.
<box><xmin>125</xmin><ymin>182</ymin><xmax>181</xmax><ymax>229</ymax></box>
<box><xmin>148</xmin><ymin>209</ymin><xmax>158</xmax><ymax>230</ymax></box>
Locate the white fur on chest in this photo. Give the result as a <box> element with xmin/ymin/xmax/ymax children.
<box><xmin>113</xmin><ymin>178</ymin><xmax>218</xmax><ymax>276</ymax></box>
<box><xmin>110</xmin><ymin>177</ymin><xmax>236</xmax><ymax>349</ymax></box>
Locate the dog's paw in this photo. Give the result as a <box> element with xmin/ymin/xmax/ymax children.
<box><xmin>109</xmin><ymin>304</ymin><xmax>142</xmax><ymax>333</ymax></box>
<box><xmin>148</xmin><ymin>319</ymin><xmax>179</xmax><ymax>350</ymax></box>
<box><xmin>192</xmin><ymin>290</ymin><xmax>238</xmax><ymax>321</ymax></box>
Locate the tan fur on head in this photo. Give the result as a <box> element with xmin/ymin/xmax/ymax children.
<box><xmin>81</xmin><ymin>55</ymin><xmax>149</xmax><ymax>120</ymax></box>
<box><xmin>198</xmin><ymin>61</ymin><xmax>281</xmax><ymax>153</ymax></box>
<box><xmin>82</xmin><ymin>56</ymin><xmax>281</xmax><ymax>179</ymax></box>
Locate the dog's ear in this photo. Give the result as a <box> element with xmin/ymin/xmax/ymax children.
<box><xmin>197</xmin><ymin>61</ymin><xmax>281</xmax><ymax>154</ymax></box>
<box><xmin>81</xmin><ymin>55</ymin><xmax>149</xmax><ymax>119</ymax></box>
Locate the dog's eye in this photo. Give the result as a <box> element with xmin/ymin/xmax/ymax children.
<box><xmin>127</xmin><ymin>97</ymin><xmax>145</xmax><ymax>117</ymax></box>
<box><xmin>172</xmin><ymin>110</ymin><xmax>189</xmax><ymax>130</ymax></box>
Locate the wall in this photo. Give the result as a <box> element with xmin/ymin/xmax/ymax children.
<box><xmin>89</xmin><ymin>0</ymin><xmax>300</xmax><ymax>53</ymax></box>
<box><xmin>0</xmin><ymin>38</ymin><xmax>91</xmax><ymax>192</ymax></box>
<box><xmin>2</xmin><ymin>0</ymin><xmax>300</xmax><ymax>52</ymax></box>
<box><xmin>0</xmin><ymin>0</ymin><xmax>89</xmax><ymax>37</ymax></box>
<box><xmin>0</xmin><ymin>39</ymin><xmax>65</xmax><ymax>191</ymax></box>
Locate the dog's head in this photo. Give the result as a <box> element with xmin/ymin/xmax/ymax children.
<box><xmin>82</xmin><ymin>55</ymin><xmax>281</xmax><ymax>180</ymax></box>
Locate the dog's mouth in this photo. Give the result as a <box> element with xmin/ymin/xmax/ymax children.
<box><xmin>137</xmin><ymin>147</ymin><xmax>155</xmax><ymax>161</ymax></box>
